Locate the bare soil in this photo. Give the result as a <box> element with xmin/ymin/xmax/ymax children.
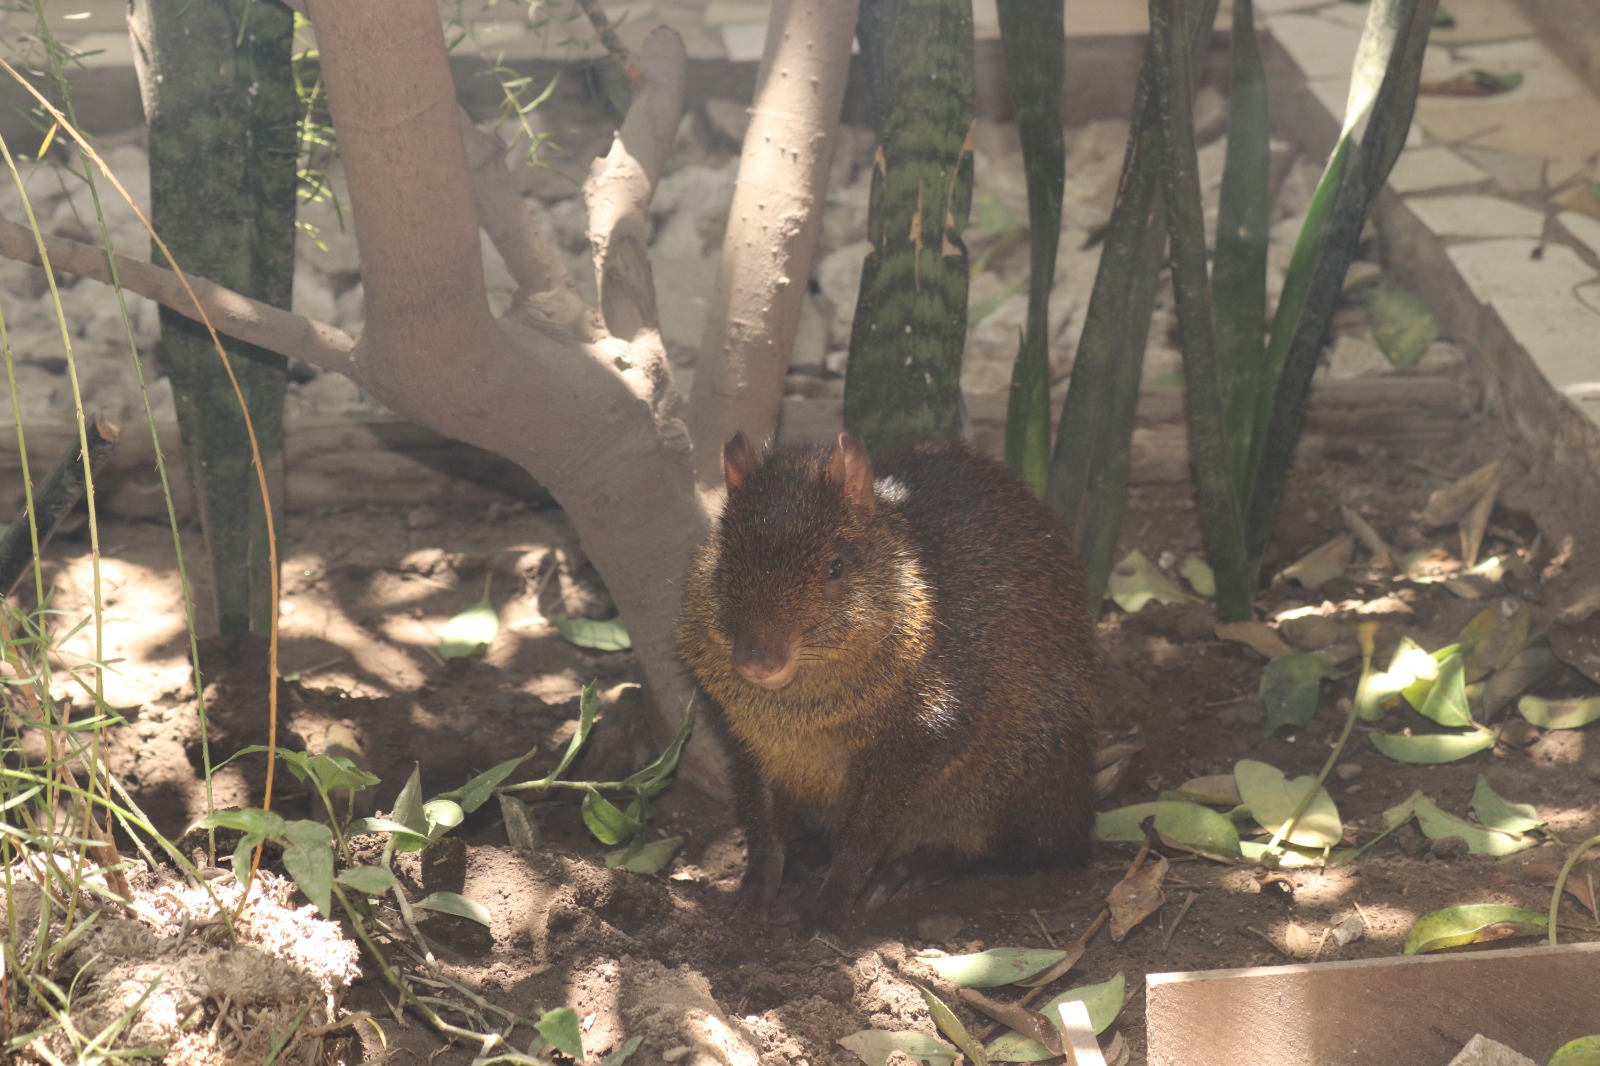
<box><xmin>15</xmin><ymin>396</ymin><xmax>1600</xmax><ymax>1065</ymax></box>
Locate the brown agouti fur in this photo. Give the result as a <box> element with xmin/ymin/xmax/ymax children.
<box><xmin>677</xmin><ymin>431</ymin><xmax>1099</xmax><ymax>917</ymax></box>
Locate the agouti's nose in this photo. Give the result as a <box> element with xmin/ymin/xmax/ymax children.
<box><xmin>731</xmin><ymin>639</ymin><xmax>800</xmax><ymax>689</ymax></box>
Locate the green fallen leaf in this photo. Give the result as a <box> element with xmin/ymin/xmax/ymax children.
<box><xmin>1234</xmin><ymin>759</ymin><xmax>1342</xmax><ymax>849</ymax></box>
<box><xmin>1370</xmin><ymin>730</ymin><xmax>1495</xmax><ymax>764</ymax></box>
<box><xmin>918</xmin><ymin>948</ymin><xmax>1068</xmax><ymax>989</ymax></box>
<box><xmin>1468</xmin><ymin>775</ymin><xmax>1543</xmax><ymax>835</ymax></box>
<box><xmin>605</xmin><ymin>835</ymin><xmax>683</xmax><ymax>874</ymax></box>
<box><xmin>1356</xmin><ymin>636</ymin><xmax>1437</xmax><ymax>719</ymax></box>
<box><xmin>1403</xmin><ymin>903</ymin><xmax>1546</xmax><ymax>955</ymax></box>
<box><xmin>414</xmin><ymin>891</ymin><xmax>492</xmax><ymax>928</ymax></box>
<box><xmin>1237</xmin><ymin>841</ymin><xmax>1337</xmax><ymax>867</ymax></box>
<box><xmin>1550</xmin><ymin>1035</ymin><xmax>1600</xmax><ymax>1066</ymax></box>
<box><xmin>1258</xmin><ymin>654</ymin><xmax>1337</xmax><ymax>734</ymax></box>
<box><xmin>1401</xmin><ymin>643</ymin><xmax>1458</xmax><ymax>711</ymax></box>
<box><xmin>1094</xmin><ymin>802</ymin><xmax>1241</xmax><ymax>857</ymax></box>
<box><xmin>536</xmin><ymin>1006</ymin><xmax>584</xmax><ymax>1060</ymax></box>
<box><xmin>986</xmin><ymin>973</ymin><xmax>1125</xmax><ymax>1062</ymax></box>
<box><xmin>1178</xmin><ymin>555</ymin><xmax>1215</xmax><ymax>598</ymax></box>
<box><xmin>837</xmin><ymin>1030</ymin><xmax>959</xmax><ymax>1066</ymax></box>
<box><xmin>1107</xmin><ymin>549</ymin><xmax>1200</xmax><ymax>613</ymax></box>
<box><xmin>916</xmin><ymin>984</ymin><xmax>988</xmax><ymax>1066</ymax></box>
<box><xmin>439</xmin><ymin>576</ymin><xmax>499</xmax><ymax>659</ymax></box>
<box><xmin>1408</xmin><ymin>793</ymin><xmax>1537</xmax><ymax>857</ymax></box>
<box><xmin>1365</xmin><ymin>283</ymin><xmax>1437</xmax><ymax>369</ymax></box>
<box><xmin>1413</xmin><ymin>651</ymin><xmax>1472</xmax><ymax>728</ymax></box>
<box><xmin>1161</xmin><ymin>774</ymin><xmax>1241</xmax><ymax>807</ymax></box>
<box><xmin>553</xmin><ymin>615</ymin><xmax>632</xmax><ymax>651</ymax></box>
<box><xmin>1518</xmin><ymin>695</ymin><xmax>1600</xmax><ymax>731</ymax></box>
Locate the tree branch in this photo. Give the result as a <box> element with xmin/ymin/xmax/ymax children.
<box><xmin>0</xmin><ymin>216</ymin><xmax>357</xmax><ymax>374</ymax></box>
<box><xmin>583</xmin><ymin>26</ymin><xmax>686</xmax><ymax>343</ymax></box>
<box><xmin>686</xmin><ymin>0</ymin><xmax>859</xmax><ymax>480</ymax></box>
<box><xmin>459</xmin><ymin>113</ymin><xmax>591</xmax><ymax>336</ymax></box>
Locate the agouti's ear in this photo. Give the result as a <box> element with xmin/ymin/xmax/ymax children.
<box><xmin>828</xmin><ymin>433</ymin><xmax>876</xmax><ymax>514</ymax></box>
<box><xmin>723</xmin><ymin>432</ymin><xmax>759</xmax><ymax>491</ymax></box>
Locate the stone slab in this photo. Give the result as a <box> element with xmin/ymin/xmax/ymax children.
<box><xmin>1146</xmin><ymin>942</ymin><xmax>1600</xmax><ymax>1066</ymax></box>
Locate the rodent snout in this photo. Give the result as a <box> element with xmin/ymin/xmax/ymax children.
<box><xmin>731</xmin><ymin>634</ymin><xmax>802</xmax><ymax>690</ymax></box>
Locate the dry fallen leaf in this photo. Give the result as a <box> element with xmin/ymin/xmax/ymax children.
<box><xmin>1279</xmin><ymin>534</ymin><xmax>1354</xmax><ymax>588</ymax></box>
<box><xmin>1215</xmin><ymin>621</ymin><xmax>1296</xmax><ymax>660</ymax></box>
<box><xmin>1283</xmin><ymin>922</ymin><xmax>1317</xmax><ymax>959</ymax></box>
<box><xmin>1107</xmin><ymin>855</ymin><xmax>1168</xmax><ymax>942</ymax></box>
<box><xmin>1420</xmin><ymin>458</ymin><xmax>1504</xmax><ymax>528</ymax></box>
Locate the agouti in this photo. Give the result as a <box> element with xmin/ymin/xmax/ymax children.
<box><xmin>678</xmin><ymin>431</ymin><xmax>1099</xmax><ymax>917</ymax></box>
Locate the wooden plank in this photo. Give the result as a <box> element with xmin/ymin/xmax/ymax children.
<box><xmin>1145</xmin><ymin>942</ymin><xmax>1600</xmax><ymax>1066</ymax></box>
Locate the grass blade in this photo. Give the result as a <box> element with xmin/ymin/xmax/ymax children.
<box><xmin>1150</xmin><ymin>0</ymin><xmax>1251</xmax><ymax>620</ymax></box>
<box><xmin>1212</xmin><ymin>0</ymin><xmax>1269</xmax><ymax>495</ymax></box>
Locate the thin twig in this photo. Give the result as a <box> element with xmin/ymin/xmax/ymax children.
<box><xmin>571</xmin><ymin>0</ymin><xmax>644</xmax><ymax>82</ymax></box>
<box><xmin>1161</xmin><ymin>890</ymin><xmax>1197</xmax><ymax>953</ymax></box>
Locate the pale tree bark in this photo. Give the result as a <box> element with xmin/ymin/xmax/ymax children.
<box><xmin>685</xmin><ymin>0</ymin><xmax>861</xmax><ymax>483</ymax></box>
<box><xmin>0</xmin><ymin>0</ymin><xmax>860</xmax><ymax>795</ymax></box>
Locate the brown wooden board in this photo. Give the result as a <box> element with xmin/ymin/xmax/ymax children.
<box><xmin>1146</xmin><ymin>941</ymin><xmax>1600</xmax><ymax>1066</ymax></box>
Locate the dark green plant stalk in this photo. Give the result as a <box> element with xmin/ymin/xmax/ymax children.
<box><xmin>1245</xmin><ymin>0</ymin><xmax>1437</xmax><ymax>558</ymax></box>
<box><xmin>1212</xmin><ymin>0</ymin><xmax>1269</xmax><ymax>496</ymax></box>
<box><xmin>843</xmin><ymin>0</ymin><xmax>975</xmax><ymax>452</ymax></box>
<box><xmin>1150</xmin><ymin>0</ymin><xmax>1252</xmax><ymax>621</ymax></box>
<box><xmin>996</xmin><ymin>0</ymin><xmax>1065</xmax><ymax>497</ymax></box>
<box><xmin>134</xmin><ymin>0</ymin><xmax>297</xmax><ymax>637</ymax></box>
<box><xmin>1046</xmin><ymin>0</ymin><xmax>1218</xmax><ymax>610</ymax></box>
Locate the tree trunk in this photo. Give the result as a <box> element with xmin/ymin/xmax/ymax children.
<box><xmin>130</xmin><ymin>0</ymin><xmax>296</xmax><ymax>636</ymax></box>
<box><xmin>685</xmin><ymin>0</ymin><xmax>859</xmax><ymax>481</ymax></box>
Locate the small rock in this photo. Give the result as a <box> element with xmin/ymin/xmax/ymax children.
<box><xmin>1430</xmin><ymin>835</ymin><xmax>1470</xmax><ymax>861</ymax></box>
<box><xmin>823</xmin><ymin>349</ymin><xmax>848</xmax><ymax>377</ymax></box>
<box><xmin>1335</xmin><ymin>762</ymin><xmax>1362</xmax><ymax>781</ymax></box>
<box><xmin>1446</xmin><ymin>1033</ymin><xmax>1539</xmax><ymax>1066</ymax></box>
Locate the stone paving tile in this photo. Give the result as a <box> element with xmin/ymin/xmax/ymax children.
<box><xmin>1413</xmin><ymin>92</ymin><xmax>1600</xmax><ymax>187</ymax></box>
<box><xmin>1421</xmin><ymin>38</ymin><xmax>1587</xmax><ymax>108</ymax></box>
<box><xmin>1266</xmin><ymin>12</ymin><xmax>1365</xmax><ymax>79</ymax></box>
<box><xmin>1388</xmin><ymin>146</ymin><xmax>1492</xmax><ymax>194</ymax></box>
<box><xmin>1405</xmin><ymin>194</ymin><xmax>1546</xmax><ymax>239</ymax></box>
<box><xmin>1445</xmin><ymin>239</ymin><xmax>1596</xmax><ymax>303</ymax></box>
<box><xmin>1428</xmin><ymin>0</ymin><xmax>1538</xmax><ymax>45</ymax></box>
<box><xmin>1560</xmin><ymin>211</ymin><xmax>1600</xmax><ymax>263</ymax></box>
<box><xmin>1453</xmin><ymin>144</ymin><xmax>1548</xmax><ymax>193</ymax></box>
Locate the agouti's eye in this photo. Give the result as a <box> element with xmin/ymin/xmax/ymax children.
<box><xmin>826</xmin><ymin>556</ymin><xmax>845</xmax><ymax>581</ymax></box>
